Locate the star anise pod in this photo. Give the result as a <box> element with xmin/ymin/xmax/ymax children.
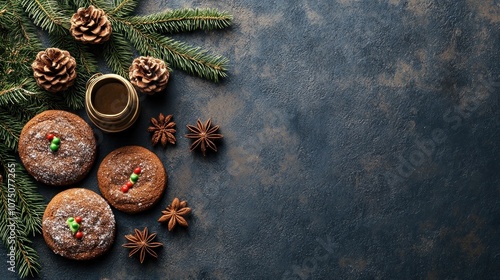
<box><xmin>185</xmin><ymin>119</ymin><xmax>223</xmax><ymax>156</ymax></box>
<box><xmin>158</xmin><ymin>198</ymin><xmax>192</xmax><ymax>231</ymax></box>
<box><xmin>148</xmin><ymin>113</ymin><xmax>176</xmax><ymax>147</ymax></box>
<box><xmin>122</xmin><ymin>227</ymin><xmax>163</xmax><ymax>264</ymax></box>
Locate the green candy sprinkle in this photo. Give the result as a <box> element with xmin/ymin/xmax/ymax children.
<box><xmin>70</xmin><ymin>222</ymin><xmax>80</xmax><ymax>233</ymax></box>
<box><xmin>51</xmin><ymin>137</ymin><xmax>61</xmax><ymax>145</ymax></box>
<box><xmin>50</xmin><ymin>143</ymin><xmax>59</xmax><ymax>152</ymax></box>
<box><xmin>66</xmin><ymin>217</ymin><xmax>80</xmax><ymax>234</ymax></box>
<box><xmin>130</xmin><ymin>173</ymin><xmax>139</xmax><ymax>182</ymax></box>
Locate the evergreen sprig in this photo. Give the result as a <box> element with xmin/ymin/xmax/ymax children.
<box><xmin>113</xmin><ymin>20</ymin><xmax>229</xmax><ymax>81</ymax></box>
<box><xmin>127</xmin><ymin>8</ymin><xmax>233</xmax><ymax>33</ymax></box>
<box><xmin>108</xmin><ymin>7</ymin><xmax>232</xmax><ymax>81</ymax></box>
<box><xmin>109</xmin><ymin>0</ymin><xmax>138</xmax><ymax>17</ymax></box>
<box><xmin>0</xmin><ymin>111</ymin><xmax>24</xmax><ymax>151</ymax></box>
<box><xmin>0</xmin><ymin>149</ymin><xmax>45</xmax><ymax>235</ymax></box>
<box><xmin>103</xmin><ymin>31</ymin><xmax>133</xmax><ymax>77</ymax></box>
<box><xmin>21</xmin><ymin>0</ymin><xmax>69</xmax><ymax>34</ymax></box>
<box><xmin>0</xmin><ymin>84</ymin><xmax>34</xmax><ymax>107</ymax></box>
<box><xmin>0</xmin><ymin>144</ymin><xmax>44</xmax><ymax>278</ymax></box>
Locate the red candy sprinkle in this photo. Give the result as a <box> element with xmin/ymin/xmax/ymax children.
<box><xmin>74</xmin><ymin>216</ymin><xmax>82</xmax><ymax>224</ymax></box>
<box><xmin>121</xmin><ymin>168</ymin><xmax>142</xmax><ymax>193</ymax></box>
<box><xmin>121</xmin><ymin>185</ymin><xmax>129</xmax><ymax>193</ymax></box>
<box><xmin>46</xmin><ymin>133</ymin><xmax>54</xmax><ymax>141</ymax></box>
<box><xmin>75</xmin><ymin>231</ymin><xmax>83</xmax><ymax>239</ymax></box>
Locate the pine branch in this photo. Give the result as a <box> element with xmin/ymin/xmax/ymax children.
<box><xmin>1</xmin><ymin>1</ymin><xmax>42</xmax><ymax>79</ymax></box>
<box><xmin>15</xmin><ymin>234</ymin><xmax>41</xmax><ymax>278</ymax></box>
<box><xmin>21</xmin><ymin>0</ymin><xmax>69</xmax><ymax>34</ymax></box>
<box><xmin>0</xmin><ymin>169</ymin><xmax>11</xmax><ymax>244</ymax></box>
<box><xmin>0</xmin><ymin>155</ymin><xmax>42</xmax><ymax>278</ymax></box>
<box><xmin>87</xmin><ymin>0</ymin><xmax>113</xmax><ymax>11</ymax></box>
<box><xmin>14</xmin><ymin>174</ymin><xmax>45</xmax><ymax>236</ymax></box>
<box><xmin>9</xmin><ymin>0</ymin><xmax>43</xmax><ymax>48</ymax></box>
<box><xmin>0</xmin><ymin>85</ymin><xmax>31</xmax><ymax>106</ymax></box>
<box><xmin>15</xmin><ymin>81</ymin><xmax>69</xmax><ymax>113</ymax></box>
<box><xmin>63</xmin><ymin>84</ymin><xmax>86</xmax><ymax>109</ymax></box>
<box><xmin>114</xmin><ymin>20</ymin><xmax>229</xmax><ymax>82</ymax></box>
<box><xmin>109</xmin><ymin>0</ymin><xmax>139</xmax><ymax>17</ymax></box>
<box><xmin>126</xmin><ymin>8</ymin><xmax>233</xmax><ymax>33</ymax></box>
<box><xmin>0</xmin><ymin>111</ymin><xmax>23</xmax><ymax>151</ymax></box>
<box><xmin>1</xmin><ymin>48</ymin><xmax>35</xmax><ymax>76</ymax></box>
<box><xmin>0</xmin><ymin>91</ymin><xmax>47</xmax><ymax>123</ymax></box>
<box><xmin>0</xmin><ymin>80</ymin><xmax>42</xmax><ymax>106</ymax></box>
<box><xmin>103</xmin><ymin>31</ymin><xmax>133</xmax><ymax>78</ymax></box>
<box><xmin>59</xmin><ymin>0</ymin><xmax>92</xmax><ymax>10</ymax></box>
<box><xmin>0</xmin><ymin>149</ymin><xmax>45</xmax><ymax>236</ymax></box>
<box><xmin>0</xmin><ymin>5</ymin><xmax>15</xmax><ymax>30</ymax></box>
<box><xmin>4</xmin><ymin>101</ymin><xmax>48</xmax><ymax>124</ymax></box>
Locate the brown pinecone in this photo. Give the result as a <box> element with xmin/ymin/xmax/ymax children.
<box><xmin>70</xmin><ymin>5</ymin><xmax>112</xmax><ymax>44</ymax></box>
<box><xmin>129</xmin><ymin>56</ymin><xmax>170</xmax><ymax>95</ymax></box>
<box><xmin>32</xmin><ymin>48</ymin><xmax>77</xmax><ymax>93</ymax></box>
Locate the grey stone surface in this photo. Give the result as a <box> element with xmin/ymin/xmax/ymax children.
<box><xmin>4</xmin><ymin>0</ymin><xmax>500</xmax><ymax>279</ymax></box>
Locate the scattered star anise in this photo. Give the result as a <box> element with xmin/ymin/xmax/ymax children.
<box><xmin>185</xmin><ymin>119</ymin><xmax>223</xmax><ymax>156</ymax></box>
<box><xmin>148</xmin><ymin>113</ymin><xmax>176</xmax><ymax>147</ymax></box>
<box><xmin>158</xmin><ymin>198</ymin><xmax>192</xmax><ymax>231</ymax></box>
<box><xmin>122</xmin><ymin>227</ymin><xmax>163</xmax><ymax>264</ymax></box>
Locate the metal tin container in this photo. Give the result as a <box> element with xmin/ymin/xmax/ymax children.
<box><xmin>85</xmin><ymin>73</ymin><xmax>140</xmax><ymax>133</ymax></box>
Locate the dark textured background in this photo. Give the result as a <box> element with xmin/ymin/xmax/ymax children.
<box><xmin>3</xmin><ymin>0</ymin><xmax>500</xmax><ymax>279</ymax></box>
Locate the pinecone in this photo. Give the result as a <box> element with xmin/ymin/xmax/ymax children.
<box><xmin>32</xmin><ymin>48</ymin><xmax>77</xmax><ymax>93</ymax></box>
<box><xmin>70</xmin><ymin>5</ymin><xmax>112</xmax><ymax>44</ymax></box>
<box><xmin>129</xmin><ymin>56</ymin><xmax>170</xmax><ymax>95</ymax></box>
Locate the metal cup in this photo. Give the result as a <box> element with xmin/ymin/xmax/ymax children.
<box><xmin>85</xmin><ymin>73</ymin><xmax>140</xmax><ymax>132</ymax></box>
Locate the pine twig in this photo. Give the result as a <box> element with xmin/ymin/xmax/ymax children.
<box><xmin>0</xmin><ymin>155</ymin><xmax>42</xmax><ymax>278</ymax></box>
<box><xmin>9</xmin><ymin>159</ymin><xmax>45</xmax><ymax>235</ymax></box>
<box><xmin>0</xmin><ymin>77</ymin><xmax>40</xmax><ymax>99</ymax></box>
<box><xmin>59</xmin><ymin>0</ymin><xmax>93</xmax><ymax>10</ymax></box>
<box><xmin>15</xmin><ymin>235</ymin><xmax>41</xmax><ymax>278</ymax></box>
<box><xmin>103</xmin><ymin>31</ymin><xmax>134</xmax><ymax>78</ymax></box>
<box><xmin>0</xmin><ymin>112</ymin><xmax>23</xmax><ymax>151</ymax></box>
<box><xmin>0</xmin><ymin>86</ymin><xmax>34</xmax><ymax>106</ymax></box>
<box><xmin>8</xmin><ymin>0</ymin><xmax>43</xmax><ymax>48</ymax></box>
<box><xmin>21</xmin><ymin>0</ymin><xmax>70</xmax><ymax>34</ymax></box>
<box><xmin>4</xmin><ymin>101</ymin><xmax>48</xmax><ymax>124</ymax></box>
<box><xmin>126</xmin><ymin>8</ymin><xmax>233</xmax><ymax>33</ymax></box>
<box><xmin>0</xmin><ymin>149</ymin><xmax>44</xmax><ymax>236</ymax></box>
<box><xmin>109</xmin><ymin>0</ymin><xmax>139</xmax><ymax>17</ymax></box>
<box><xmin>113</xmin><ymin>19</ymin><xmax>229</xmax><ymax>82</ymax></box>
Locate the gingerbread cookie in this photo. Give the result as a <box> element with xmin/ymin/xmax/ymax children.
<box><xmin>42</xmin><ymin>188</ymin><xmax>116</xmax><ymax>260</ymax></box>
<box><xmin>97</xmin><ymin>146</ymin><xmax>167</xmax><ymax>213</ymax></box>
<box><xmin>18</xmin><ymin>110</ymin><xmax>96</xmax><ymax>186</ymax></box>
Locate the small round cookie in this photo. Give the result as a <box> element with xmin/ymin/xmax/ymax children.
<box><xmin>42</xmin><ymin>188</ymin><xmax>116</xmax><ymax>260</ymax></box>
<box><xmin>18</xmin><ymin>110</ymin><xmax>96</xmax><ymax>186</ymax></box>
<box><xmin>97</xmin><ymin>146</ymin><xmax>167</xmax><ymax>213</ymax></box>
